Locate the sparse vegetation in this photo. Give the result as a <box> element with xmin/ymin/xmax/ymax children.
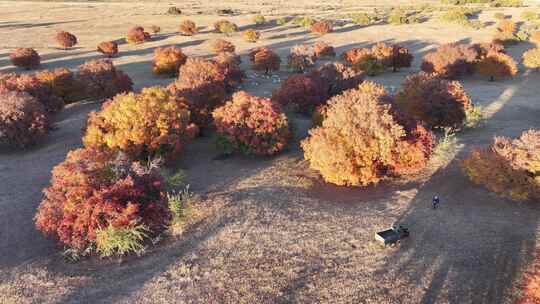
<box><xmin>351</xmin><ymin>12</ymin><xmax>374</xmax><ymax>25</ymax></box>
<box><xmin>214</xmin><ymin>20</ymin><xmax>238</xmax><ymax>35</ymax></box>
<box><xmin>252</xmin><ymin>14</ymin><xmax>266</xmax><ymax>25</ymax></box>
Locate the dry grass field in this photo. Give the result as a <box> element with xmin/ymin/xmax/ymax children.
<box><xmin>1</xmin><ymin>1</ymin><xmax>540</xmax><ymax>303</ymax></box>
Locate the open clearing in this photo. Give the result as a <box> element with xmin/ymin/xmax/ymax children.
<box><xmin>1</xmin><ymin>1</ymin><xmax>540</xmax><ymax>303</ymax></box>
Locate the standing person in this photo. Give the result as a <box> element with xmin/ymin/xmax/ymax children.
<box><xmin>432</xmin><ymin>195</ymin><xmax>440</xmax><ymax>209</ymax></box>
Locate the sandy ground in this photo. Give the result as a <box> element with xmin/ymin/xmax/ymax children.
<box><xmin>1</xmin><ymin>1</ymin><xmax>540</xmax><ymax>303</ymax></box>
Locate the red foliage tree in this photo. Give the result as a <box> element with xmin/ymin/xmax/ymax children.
<box><xmin>179</xmin><ymin>20</ymin><xmax>198</xmax><ymax>36</ymax></box>
<box><xmin>35</xmin><ymin>148</ymin><xmax>171</xmax><ymax>252</ymax></box>
<box><xmin>168</xmin><ymin>58</ymin><xmax>227</xmax><ymax>128</ymax></box>
<box><xmin>311</xmin><ymin>20</ymin><xmax>333</xmax><ymax>35</ymax></box>
<box><xmin>271</xmin><ymin>73</ymin><xmax>329</xmax><ymax>114</ymax></box>
<box><xmin>0</xmin><ymin>73</ymin><xmax>64</xmax><ymax>113</ymax></box>
<box><xmin>126</xmin><ymin>26</ymin><xmax>150</xmax><ymax>44</ymax></box>
<box><xmin>0</xmin><ymin>91</ymin><xmax>50</xmax><ymax>148</ymax></box>
<box><xmin>10</xmin><ymin>48</ymin><xmax>40</xmax><ymax>70</ymax></box>
<box><xmin>395</xmin><ymin>72</ymin><xmax>472</xmax><ymax>129</ymax></box>
<box><xmin>97</xmin><ymin>41</ymin><xmax>119</xmax><ymax>58</ymax></box>
<box><xmin>55</xmin><ymin>31</ymin><xmax>78</xmax><ymax>49</ymax></box>
<box><xmin>421</xmin><ymin>43</ymin><xmax>478</xmax><ymax>79</ymax></box>
<box><xmin>249</xmin><ymin>47</ymin><xmax>281</xmax><ymax>74</ymax></box>
<box><xmin>213</xmin><ymin>91</ymin><xmax>291</xmax><ymax>155</ymax></box>
<box><xmin>314</xmin><ymin>62</ymin><xmax>364</xmax><ymax>96</ymax></box>
<box><xmin>36</xmin><ymin>68</ymin><xmax>80</xmax><ymax>104</ymax></box>
<box><xmin>76</xmin><ymin>59</ymin><xmax>133</xmax><ymax>100</ymax></box>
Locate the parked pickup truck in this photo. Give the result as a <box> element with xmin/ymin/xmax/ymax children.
<box><xmin>375</xmin><ymin>225</ymin><xmax>409</xmax><ymax>246</ymax></box>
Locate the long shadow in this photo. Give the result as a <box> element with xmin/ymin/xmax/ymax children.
<box><xmin>371</xmin><ymin>69</ymin><xmax>540</xmax><ymax>303</ymax></box>
<box><xmin>0</xmin><ymin>20</ymin><xmax>86</xmax><ymax>29</ymax></box>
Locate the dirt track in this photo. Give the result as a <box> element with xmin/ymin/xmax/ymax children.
<box><xmin>1</xmin><ymin>1</ymin><xmax>540</xmax><ymax>303</ymax></box>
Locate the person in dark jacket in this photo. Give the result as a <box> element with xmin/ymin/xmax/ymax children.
<box><xmin>432</xmin><ymin>195</ymin><xmax>440</xmax><ymax>209</ymax></box>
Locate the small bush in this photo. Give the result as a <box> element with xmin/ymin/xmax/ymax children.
<box><xmin>523</xmin><ymin>48</ymin><xmax>540</xmax><ymax>69</ymax></box>
<box><xmin>276</xmin><ymin>17</ymin><xmax>287</xmax><ymax>26</ymax></box>
<box><xmin>476</xmin><ymin>51</ymin><xmax>518</xmax><ymax>81</ymax></box>
<box><xmin>10</xmin><ymin>48</ymin><xmax>40</xmax><ymax>70</ymax></box>
<box><xmin>388</xmin><ymin>8</ymin><xmax>419</xmax><ymax>25</ymax></box>
<box><xmin>395</xmin><ymin>72</ymin><xmax>473</xmax><ymax>129</ymax></box>
<box><xmin>252</xmin><ymin>15</ymin><xmax>266</xmax><ymax>25</ymax></box>
<box><xmin>213</xmin><ymin>91</ymin><xmax>291</xmax><ymax>155</ymax></box>
<box><xmin>0</xmin><ymin>91</ymin><xmax>49</xmax><ymax>148</ymax></box>
<box><xmin>491</xmin><ymin>0</ymin><xmax>523</xmax><ymax>7</ymax></box>
<box><xmin>95</xmin><ymin>224</ymin><xmax>149</xmax><ymax>257</ymax></box>
<box><xmin>311</xmin><ymin>20</ymin><xmax>333</xmax><ymax>35</ymax></box>
<box><xmin>210</xmin><ymin>39</ymin><xmax>235</xmax><ymax>54</ymax></box>
<box><xmin>271</xmin><ymin>73</ymin><xmax>328</xmax><ymax>114</ymax></box>
<box><xmin>371</xmin><ymin>42</ymin><xmax>414</xmax><ymax>72</ymax></box>
<box><xmin>352</xmin><ymin>54</ymin><xmax>386</xmax><ymax>76</ymax></box>
<box><xmin>84</xmin><ymin>86</ymin><xmax>197</xmax><ymax>160</ymax></box>
<box><xmin>287</xmin><ymin>44</ymin><xmax>317</xmax><ymax>72</ymax></box>
<box><xmin>152</xmin><ymin>46</ymin><xmax>187</xmax><ymax>77</ymax></box>
<box><xmin>351</xmin><ymin>12</ymin><xmax>374</xmax><ymax>25</ymax></box>
<box><xmin>168</xmin><ymin>186</ymin><xmax>195</xmax><ymax>230</ymax></box>
<box><xmin>242</xmin><ymin>29</ymin><xmax>260</xmax><ymax>43</ymax></box>
<box><xmin>178</xmin><ymin>20</ymin><xmax>198</xmax><ymax>36</ymax></box>
<box><xmin>313</xmin><ymin>41</ymin><xmax>335</xmax><ymax>59</ymax></box>
<box><xmin>421</xmin><ymin>43</ymin><xmax>478</xmax><ymax>79</ymax></box>
<box><xmin>36</xmin><ymin>68</ymin><xmax>79</xmax><ymax>103</ymax></box>
<box><xmin>168</xmin><ymin>58</ymin><xmax>227</xmax><ymax>128</ymax></box>
<box><xmin>249</xmin><ymin>47</ymin><xmax>281</xmax><ymax>74</ymax></box>
<box><xmin>168</xmin><ymin>6</ymin><xmax>182</xmax><ymax>15</ymax></box>
<box><xmin>97</xmin><ymin>41</ymin><xmax>118</xmax><ymax>58</ymax></box>
<box><xmin>126</xmin><ymin>26</ymin><xmax>150</xmax><ymax>44</ymax></box>
<box><xmin>0</xmin><ymin>73</ymin><xmax>64</xmax><ymax>113</ymax></box>
<box><xmin>213</xmin><ymin>20</ymin><xmax>238</xmax><ymax>35</ymax></box>
<box><xmin>55</xmin><ymin>31</ymin><xmax>77</xmax><ymax>49</ymax></box>
<box><xmin>301</xmin><ymin>82</ymin><xmax>434</xmax><ymax>186</ymax></box>
<box><xmin>440</xmin><ymin>8</ymin><xmax>474</xmax><ymax>27</ymax></box>
<box><xmin>150</xmin><ymin>25</ymin><xmax>161</xmax><ymax>35</ymax></box>
<box><xmin>462</xmin><ymin>130</ymin><xmax>540</xmax><ymax>201</ymax></box>
<box><xmin>35</xmin><ymin>148</ymin><xmax>171</xmax><ymax>253</ymax></box>
<box><xmin>315</xmin><ymin>62</ymin><xmax>364</xmax><ymax>96</ymax></box>
<box><xmin>292</xmin><ymin>16</ymin><xmax>316</xmax><ymax>28</ymax></box>
<box><xmin>341</xmin><ymin>47</ymin><xmax>372</xmax><ymax>66</ymax></box>
<box><xmin>76</xmin><ymin>59</ymin><xmax>133</xmax><ymax>100</ymax></box>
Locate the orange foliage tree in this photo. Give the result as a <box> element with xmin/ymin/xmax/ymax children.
<box><xmin>152</xmin><ymin>46</ymin><xmax>187</xmax><ymax>76</ymax></box>
<box><xmin>83</xmin><ymin>86</ymin><xmax>198</xmax><ymax>161</ymax></box>
<box><xmin>462</xmin><ymin>130</ymin><xmax>540</xmax><ymax>201</ymax></box>
<box><xmin>301</xmin><ymin>81</ymin><xmax>434</xmax><ymax>186</ymax></box>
